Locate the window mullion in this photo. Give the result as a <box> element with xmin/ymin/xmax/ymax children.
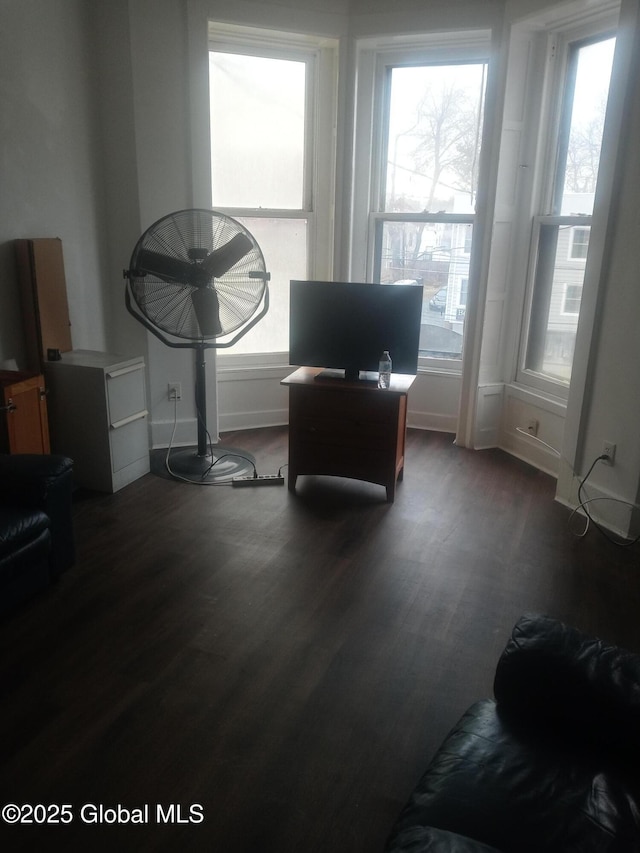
<box><xmin>373</xmin><ymin>212</ymin><xmax>476</xmax><ymax>225</ymax></box>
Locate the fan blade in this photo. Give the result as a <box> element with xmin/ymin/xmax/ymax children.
<box><xmin>135</xmin><ymin>249</ymin><xmax>195</xmax><ymax>283</ymax></box>
<box><xmin>191</xmin><ymin>287</ymin><xmax>222</xmax><ymax>337</ymax></box>
<box><xmin>200</xmin><ymin>233</ymin><xmax>253</xmax><ymax>279</ymax></box>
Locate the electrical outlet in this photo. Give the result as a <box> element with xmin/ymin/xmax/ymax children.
<box><xmin>602</xmin><ymin>441</ymin><xmax>616</xmax><ymax>465</ymax></box>
<box><xmin>168</xmin><ymin>382</ymin><xmax>182</xmax><ymax>401</ymax></box>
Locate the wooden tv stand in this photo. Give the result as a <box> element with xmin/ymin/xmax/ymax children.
<box><xmin>281</xmin><ymin>366</ymin><xmax>415</xmax><ymax>502</ymax></box>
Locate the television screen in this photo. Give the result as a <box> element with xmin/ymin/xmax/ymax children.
<box><xmin>289</xmin><ymin>280</ymin><xmax>423</xmax><ymax>381</ymax></box>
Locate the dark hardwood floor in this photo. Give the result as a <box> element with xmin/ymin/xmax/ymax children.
<box><xmin>2</xmin><ymin>427</ymin><xmax>640</xmax><ymax>852</ymax></box>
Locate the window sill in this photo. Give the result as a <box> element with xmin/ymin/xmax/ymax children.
<box><xmin>216</xmin><ymin>352</ymin><xmax>292</xmax><ymax>382</ymax></box>
<box><xmin>216</xmin><ymin>352</ymin><xmax>464</xmax><ymax>381</ymax></box>
<box><xmin>418</xmin><ymin>357</ymin><xmax>462</xmax><ymax>377</ymax></box>
<box><xmin>506</xmin><ymin>381</ymin><xmax>567</xmax><ymax>417</ymax></box>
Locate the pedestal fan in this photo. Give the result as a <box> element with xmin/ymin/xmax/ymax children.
<box><xmin>124</xmin><ymin>208</ymin><xmax>270</xmax><ymax>483</ymax></box>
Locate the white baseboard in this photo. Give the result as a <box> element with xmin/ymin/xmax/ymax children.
<box><xmin>556</xmin><ymin>474</ymin><xmax>639</xmax><ymax>541</ymax></box>
<box><xmin>407</xmin><ymin>410</ymin><xmax>458</xmax><ymax>433</ymax></box>
<box><xmin>150</xmin><ymin>417</ymin><xmax>206</xmax><ymax>449</ymax></box>
<box><xmin>218</xmin><ymin>409</ymin><xmax>289</xmax><ymax>433</ymax></box>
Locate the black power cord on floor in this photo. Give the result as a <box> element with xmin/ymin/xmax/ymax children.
<box><xmin>572</xmin><ymin>453</ymin><xmax>640</xmax><ymax>547</ymax></box>
<box><xmin>164</xmin><ymin>395</ymin><xmax>256</xmax><ymax>486</ymax></box>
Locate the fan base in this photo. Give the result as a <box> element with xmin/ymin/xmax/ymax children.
<box><xmin>160</xmin><ymin>445</ymin><xmax>256</xmax><ymax>483</ymax></box>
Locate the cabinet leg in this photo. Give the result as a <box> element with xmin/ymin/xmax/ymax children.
<box><xmin>386</xmin><ymin>483</ymin><xmax>395</xmax><ymax>503</ymax></box>
<box><xmin>288</xmin><ymin>472</ymin><xmax>297</xmax><ymax>492</ymax></box>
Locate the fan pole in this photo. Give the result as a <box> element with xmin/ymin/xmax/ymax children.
<box><xmin>155</xmin><ymin>341</ymin><xmax>255</xmax><ymax>483</ymax></box>
<box><xmin>195</xmin><ymin>343</ymin><xmax>208</xmax><ymax>457</ymax></box>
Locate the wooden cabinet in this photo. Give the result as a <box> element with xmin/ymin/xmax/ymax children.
<box><xmin>281</xmin><ymin>366</ymin><xmax>415</xmax><ymax>502</ymax></box>
<box><xmin>0</xmin><ymin>371</ymin><xmax>51</xmax><ymax>454</ymax></box>
<box><xmin>44</xmin><ymin>351</ymin><xmax>149</xmax><ymax>493</ymax></box>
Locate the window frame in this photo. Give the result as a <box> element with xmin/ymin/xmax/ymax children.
<box><xmin>207</xmin><ymin>22</ymin><xmax>337</xmax><ymax>366</ymax></box>
<box><xmin>562</xmin><ymin>283</ymin><xmax>582</xmax><ymax>316</ymax></box>
<box><xmin>351</xmin><ymin>32</ymin><xmax>491</xmax><ymax>374</ymax></box>
<box><xmin>516</xmin><ymin>20</ymin><xmax>617</xmax><ymax>397</ymax></box>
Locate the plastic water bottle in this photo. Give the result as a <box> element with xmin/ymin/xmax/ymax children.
<box><xmin>378</xmin><ymin>350</ymin><xmax>392</xmax><ymax>389</ymax></box>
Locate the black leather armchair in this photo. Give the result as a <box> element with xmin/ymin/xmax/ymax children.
<box><xmin>385</xmin><ymin>613</ymin><xmax>640</xmax><ymax>852</ymax></box>
<box><xmin>0</xmin><ymin>454</ymin><xmax>74</xmax><ymax>614</ymax></box>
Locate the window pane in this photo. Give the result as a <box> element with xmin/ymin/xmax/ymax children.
<box><xmin>558</xmin><ymin>38</ymin><xmax>615</xmax><ymax>215</ymax></box>
<box><xmin>563</xmin><ymin>284</ymin><xmax>582</xmax><ymax>314</ymax></box>
<box><xmin>224</xmin><ymin>217</ymin><xmax>307</xmax><ymax>354</ymax></box>
<box><xmin>385</xmin><ymin>64</ymin><xmax>487</xmax><ymax>215</ymax></box>
<box><xmin>526</xmin><ymin>223</ymin><xmax>588</xmax><ymax>383</ymax></box>
<box><xmin>377</xmin><ymin>220</ymin><xmax>472</xmax><ymax>359</ymax></box>
<box><xmin>209</xmin><ymin>53</ymin><xmax>306</xmax><ymax>208</ymax></box>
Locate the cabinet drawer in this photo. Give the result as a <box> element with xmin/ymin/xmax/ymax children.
<box><xmin>293</xmin><ymin>442</ymin><xmax>396</xmax><ymax>484</ymax></box>
<box><xmin>110</xmin><ymin>415</ymin><xmax>149</xmax><ymax>473</ymax></box>
<box><xmin>107</xmin><ymin>363</ymin><xmax>146</xmax><ymax>424</ymax></box>
<box><xmin>291</xmin><ymin>387</ymin><xmax>399</xmax><ymax>424</ymax></box>
<box><xmin>294</xmin><ymin>416</ymin><xmax>395</xmax><ymax>450</ymax></box>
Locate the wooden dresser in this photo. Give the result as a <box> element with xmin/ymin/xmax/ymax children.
<box><xmin>281</xmin><ymin>366</ymin><xmax>415</xmax><ymax>502</ymax></box>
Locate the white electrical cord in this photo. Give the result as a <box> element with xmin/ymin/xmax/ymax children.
<box><xmin>514</xmin><ymin>426</ymin><xmax>561</xmax><ymax>457</ymax></box>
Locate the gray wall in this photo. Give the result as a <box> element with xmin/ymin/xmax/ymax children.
<box><xmin>0</xmin><ymin>0</ymin><xmax>109</xmax><ymax>365</ymax></box>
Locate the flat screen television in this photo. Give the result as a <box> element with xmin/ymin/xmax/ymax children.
<box><xmin>289</xmin><ymin>280</ymin><xmax>423</xmax><ymax>381</ymax></box>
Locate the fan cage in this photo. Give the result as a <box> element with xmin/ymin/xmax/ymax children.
<box><xmin>128</xmin><ymin>209</ymin><xmax>268</xmax><ymax>341</ymax></box>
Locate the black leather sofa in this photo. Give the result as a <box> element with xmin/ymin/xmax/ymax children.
<box><xmin>385</xmin><ymin>612</ymin><xmax>640</xmax><ymax>852</ymax></box>
<box><xmin>0</xmin><ymin>453</ymin><xmax>74</xmax><ymax>615</ymax></box>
